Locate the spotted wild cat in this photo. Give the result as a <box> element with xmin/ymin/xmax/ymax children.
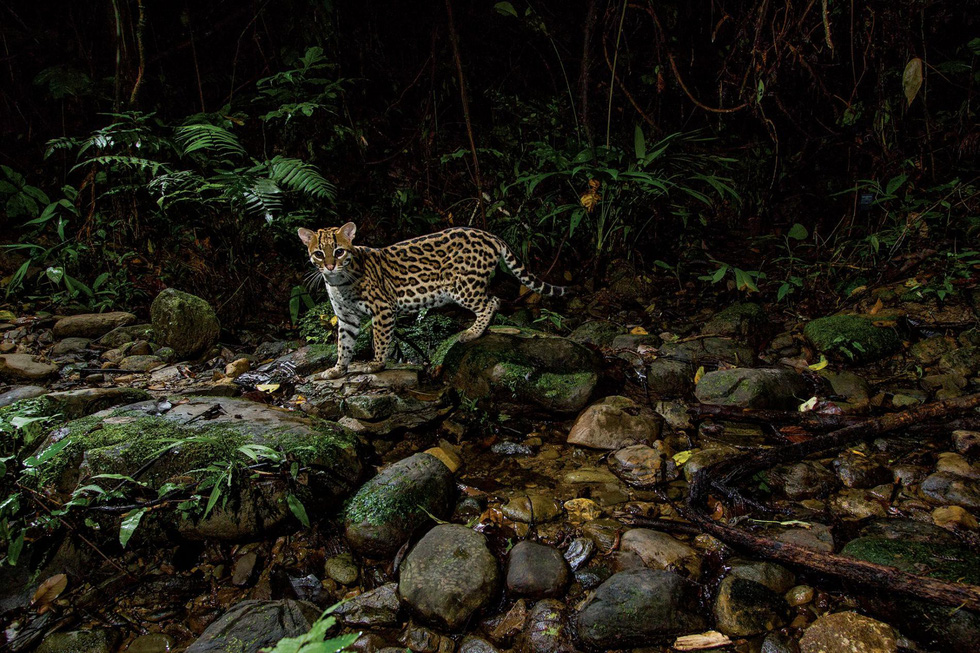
<box><xmin>298</xmin><ymin>223</ymin><xmax>567</xmax><ymax>379</ymax></box>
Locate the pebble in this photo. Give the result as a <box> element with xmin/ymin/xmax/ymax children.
<box><xmin>785</xmin><ymin>585</ymin><xmax>815</xmax><ymax>606</ymax></box>
<box><xmin>608</xmin><ymin>442</ymin><xmax>678</xmax><ymax>486</ymax></box>
<box><xmin>505</xmin><ymin>541</ymin><xmax>570</xmax><ymax>598</ymax></box>
<box><xmin>562</xmin><ymin>538</ymin><xmax>595</xmax><ymax>570</ymax></box>
<box><xmin>126</xmin><ymin>633</ymin><xmax>175</xmax><ymax>653</ymax></box>
<box><xmin>800</xmin><ymin>611</ymin><xmax>897</xmax><ymax>653</ymax></box>
<box><xmin>830</xmin><ymin>488</ymin><xmax>888</xmax><ymax>520</ymax></box>
<box><xmin>935</xmin><ymin>452</ymin><xmax>980</xmax><ymax>479</ymax></box>
<box><xmin>502</xmin><ymin>494</ymin><xmax>561</xmax><ymax>524</ymax></box>
<box><xmin>932</xmin><ymin>505</ymin><xmax>979</xmax><ymax>530</ymax></box>
<box><xmin>562</xmin><ymin>498</ymin><xmax>600</xmax><ymax>524</ymax></box>
<box><xmin>325</xmin><ymin>552</ymin><xmax>359</xmax><ymax>585</ymax></box>
<box><xmin>953</xmin><ymin>430</ymin><xmax>980</xmax><ymax>458</ymax></box>
<box><xmin>620</xmin><ymin>528</ymin><xmax>701</xmax><ymax>579</ymax></box>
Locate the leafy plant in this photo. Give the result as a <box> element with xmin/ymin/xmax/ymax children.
<box><xmin>261</xmin><ymin>604</ymin><xmax>359</xmax><ymax>653</ymax></box>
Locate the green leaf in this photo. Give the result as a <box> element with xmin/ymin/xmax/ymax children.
<box><xmin>45</xmin><ymin>266</ymin><xmax>64</xmax><ymax>285</ymax></box>
<box><xmin>119</xmin><ymin>508</ymin><xmax>146</xmax><ymax>548</ymax></box>
<box><xmin>204</xmin><ymin>481</ymin><xmax>223</xmax><ymax>517</ymax></box>
<box><xmin>633</xmin><ymin>125</ymin><xmax>646</xmax><ymax>160</ymax></box>
<box><xmin>711</xmin><ymin>266</ymin><xmax>727</xmax><ymax>283</ymax></box>
<box><xmin>885</xmin><ymin>174</ymin><xmax>907</xmax><ymax>197</ymax></box>
<box><xmin>7</xmin><ymin>529</ymin><xmax>25</xmax><ymax>565</ymax></box>
<box><xmin>494</xmin><ymin>1</ymin><xmax>518</xmax><ymax>18</ymax></box>
<box><xmin>787</xmin><ymin>223</ymin><xmax>808</xmax><ymax>241</ymax></box>
<box><xmin>287</xmin><ymin>493</ymin><xmax>310</xmax><ymax>527</ymax></box>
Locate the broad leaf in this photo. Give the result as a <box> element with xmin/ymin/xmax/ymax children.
<box><xmin>287</xmin><ymin>493</ymin><xmax>311</xmax><ymax>527</ymax></box>
<box><xmin>119</xmin><ymin>508</ymin><xmax>147</xmax><ymax>548</ymax></box>
<box><xmin>787</xmin><ymin>223</ymin><xmax>808</xmax><ymax>241</ymax></box>
<box><xmin>903</xmin><ymin>58</ymin><xmax>923</xmax><ymax>105</ymax></box>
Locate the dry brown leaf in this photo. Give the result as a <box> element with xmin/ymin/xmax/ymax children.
<box><xmin>673</xmin><ymin>630</ymin><xmax>733</xmax><ymax>650</ymax></box>
<box><xmin>32</xmin><ymin>573</ymin><xmax>67</xmax><ymax>608</ymax></box>
<box><xmin>869</xmin><ymin>298</ymin><xmax>884</xmax><ymax>315</ymax></box>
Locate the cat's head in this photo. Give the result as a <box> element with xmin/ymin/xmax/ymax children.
<box><xmin>298</xmin><ymin>222</ymin><xmax>356</xmax><ymax>274</ymax></box>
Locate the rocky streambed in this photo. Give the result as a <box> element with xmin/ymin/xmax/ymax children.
<box><xmin>2</xmin><ymin>283</ymin><xmax>980</xmax><ymax>653</ymax></box>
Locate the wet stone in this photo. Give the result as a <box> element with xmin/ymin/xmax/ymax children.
<box><xmin>768</xmin><ymin>523</ymin><xmax>835</xmax><ymax>553</ymax></box>
<box><xmin>785</xmin><ymin>585</ymin><xmax>815</xmax><ymax>607</ymax></box>
<box><xmin>335</xmin><ymin>582</ymin><xmax>400</xmax><ymax>628</ymax></box>
<box><xmin>566</xmin><ymin>395</ymin><xmax>662</xmax><ymax>450</ymax></box>
<box><xmin>581</xmin><ymin>518</ymin><xmax>623</xmax><ymax>552</ymax></box>
<box><xmin>771</xmin><ymin>461</ymin><xmax>838</xmax><ymax>500</ymax></box>
<box><xmin>574</xmin><ymin>569</ymin><xmax>706</xmax><ymax>648</ymax></box>
<box><xmin>489</xmin><ymin>599</ymin><xmax>530</xmax><ymax>645</ymax></box>
<box><xmin>921</xmin><ymin>472</ymin><xmax>980</xmax><ymax>510</ymax></box>
<box><xmin>118</xmin><ymin>354</ymin><xmax>165</xmax><ymax>372</ymax></box>
<box><xmin>933</xmin><ymin>505</ymin><xmax>979</xmax><ymax>530</ymax></box>
<box><xmin>458</xmin><ymin>637</ymin><xmax>500</xmax><ymax>653</ymax></box>
<box><xmin>126</xmin><ymin>633</ymin><xmax>176</xmax><ymax>653</ymax></box>
<box><xmin>505</xmin><ymin>541</ymin><xmax>570</xmax><ymax>599</ymax></box>
<box><xmin>231</xmin><ymin>551</ymin><xmax>258</xmax><ymax>586</ymax></box>
<box><xmin>761</xmin><ymin>632</ymin><xmax>800</xmax><ymax>653</ymax></box>
<box><xmin>0</xmin><ymin>384</ymin><xmax>47</xmax><ymax>408</ymax></box>
<box><xmin>799</xmin><ymin>611</ymin><xmax>897</xmax><ymax>653</ymax></box>
<box><xmin>936</xmin><ymin>452</ymin><xmax>980</xmax><ymax>479</ymax></box>
<box><xmin>953</xmin><ymin>430</ymin><xmax>980</xmax><ymax>458</ymax></box>
<box><xmin>399</xmin><ymin>524</ymin><xmax>499</xmax><ymax>630</ymax></box>
<box><xmin>184</xmin><ymin>599</ymin><xmax>319</xmax><ymax>653</ymax></box>
<box><xmin>519</xmin><ymin>599</ymin><xmax>573</xmax><ymax>653</ymax></box>
<box><xmin>53</xmin><ymin>311</ymin><xmax>136</xmax><ymax>339</ymax></box>
<box><xmin>830</xmin><ymin>488</ymin><xmax>888</xmax><ymax>520</ymax></box>
<box><xmin>643</xmin><ymin>358</ymin><xmax>693</xmax><ymax>396</ymax></box>
<box><xmin>833</xmin><ymin>452</ymin><xmax>892</xmax><ymax>488</ymax></box>
<box><xmin>51</xmin><ymin>337</ymin><xmax>92</xmax><ymax>356</ymax></box>
<box><xmin>325</xmin><ymin>552</ymin><xmax>359</xmax><ymax>585</ymax></box>
<box><xmin>727</xmin><ymin>559</ymin><xmax>795</xmax><ymax>594</ymax></box>
<box><xmin>619</xmin><ymin>528</ymin><xmax>701</xmax><ymax>579</ymax></box>
<box><xmin>713</xmin><ymin>575</ymin><xmax>789</xmax><ymax>637</ymax></box>
<box><xmin>0</xmin><ymin>353</ymin><xmax>58</xmax><ymax>381</ymax></box>
<box><xmin>151</xmin><ymin>289</ymin><xmax>221</xmax><ymax>360</ymax></box>
<box><xmin>683</xmin><ymin>446</ymin><xmax>738</xmax><ymax>482</ymax></box>
<box><xmin>400</xmin><ymin>624</ymin><xmax>453</xmax><ymax>653</ymax></box>
<box><xmin>608</xmin><ymin>442</ymin><xmax>677</xmax><ymax>487</ymax></box>
<box><xmin>36</xmin><ymin>629</ymin><xmax>118</xmax><ymax>653</ymax></box>
<box><xmin>502</xmin><ymin>494</ymin><xmax>561</xmax><ymax>524</ymax></box>
<box><xmin>563</xmin><ymin>537</ymin><xmax>595</xmax><ymax>570</ymax></box>
<box><xmin>695</xmin><ymin>368</ymin><xmax>807</xmax><ymax>410</ymax></box>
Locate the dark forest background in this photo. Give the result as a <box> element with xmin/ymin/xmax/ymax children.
<box><xmin>1</xmin><ymin>0</ymin><xmax>977</xmax><ymax>329</ymax></box>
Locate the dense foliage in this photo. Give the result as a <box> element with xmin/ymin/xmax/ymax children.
<box><xmin>1</xmin><ymin>1</ymin><xmax>977</xmax><ymax>324</ymax></box>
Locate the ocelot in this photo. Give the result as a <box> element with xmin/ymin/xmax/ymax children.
<box><xmin>298</xmin><ymin>223</ymin><xmax>567</xmax><ymax>379</ymax></box>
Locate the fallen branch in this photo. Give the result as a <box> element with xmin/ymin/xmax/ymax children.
<box><xmin>684</xmin><ymin>392</ymin><xmax>980</xmax><ymax>611</ymax></box>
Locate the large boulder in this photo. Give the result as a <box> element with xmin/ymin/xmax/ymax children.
<box><xmin>566</xmin><ymin>396</ymin><xmax>663</xmax><ymax>450</ymax></box>
<box><xmin>436</xmin><ymin>327</ymin><xmax>600</xmax><ymax>414</ymax></box>
<box><xmin>0</xmin><ymin>354</ymin><xmax>58</xmax><ymax>381</ymax></box>
<box><xmin>53</xmin><ymin>312</ymin><xmax>136</xmax><ymax>339</ymax></box>
<box><xmin>150</xmin><ymin>289</ymin><xmax>221</xmax><ymax>359</ymax></box>
<box><xmin>345</xmin><ymin>452</ymin><xmax>456</xmax><ymax>557</ymax></box>
<box><xmin>800</xmin><ymin>612</ymin><xmax>897</xmax><ymax>653</ymax></box>
<box><xmin>399</xmin><ymin>524</ymin><xmax>500</xmax><ymax>630</ymax></box>
<box><xmin>31</xmin><ymin>396</ymin><xmax>364</xmax><ymax>541</ymax></box>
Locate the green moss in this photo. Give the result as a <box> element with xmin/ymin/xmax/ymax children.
<box><xmin>841</xmin><ymin>536</ymin><xmax>980</xmax><ymax>584</ymax></box>
<box><xmin>345</xmin><ymin>467</ymin><xmax>425</xmax><ymax>526</ymax></box>
<box><xmin>803</xmin><ymin>314</ymin><xmax>901</xmax><ymax>364</ymax></box>
<box><xmin>536</xmin><ymin>371</ymin><xmax>597</xmax><ymax>400</ymax></box>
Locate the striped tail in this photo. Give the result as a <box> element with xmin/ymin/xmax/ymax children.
<box><xmin>499</xmin><ymin>244</ymin><xmax>569</xmax><ymax>297</ymax></box>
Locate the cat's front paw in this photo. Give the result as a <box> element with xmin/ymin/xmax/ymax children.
<box><xmin>364</xmin><ymin>360</ymin><xmax>385</xmax><ymax>373</ymax></box>
<box><xmin>457</xmin><ymin>330</ymin><xmax>480</xmax><ymax>343</ymax></box>
<box><xmin>319</xmin><ymin>365</ymin><xmax>347</xmax><ymax>380</ymax></box>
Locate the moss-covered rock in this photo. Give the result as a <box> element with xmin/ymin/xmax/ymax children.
<box><xmin>345</xmin><ymin>452</ymin><xmax>456</xmax><ymax>557</ymax></box>
<box><xmin>703</xmin><ymin>302</ymin><xmax>768</xmax><ymax>341</ymax></box>
<box><xmin>437</xmin><ymin>326</ymin><xmax>600</xmax><ymax>414</ymax></box>
<box><xmin>695</xmin><ymin>368</ymin><xmax>807</xmax><ymax>410</ymax></box>
<box><xmin>569</xmin><ymin>320</ymin><xmax>624</xmax><ymax>347</ymax></box>
<box><xmin>150</xmin><ymin>289</ymin><xmax>221</xmax><ymax>359</ymax></box>
<box><xmin>803</xmin><ymin>314</ymin><xmax>901</xmax><ymax>364</ymax></box>
<box><xmin>31</xmin><ymin>396</ymin><xmax>364</xmax><ymax>540</ymax></box>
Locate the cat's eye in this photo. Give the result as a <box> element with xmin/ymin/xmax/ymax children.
<box><xmin>312</xmin><ymin>250</ymin><xmax>325</xmax><ymax>259</ymax></box>
<box><xmin>334</xmin><ymin>248</ymin><xmax>347</xmax><ymax>258</ymax></box>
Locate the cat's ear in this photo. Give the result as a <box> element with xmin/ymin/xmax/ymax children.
<box><xmin>339</xmin><ymin>222</ymin><xmax>357</xmax><ymax>242</ymax></box>
<box><xmin>297</xmin><ymin>228</ymin><xmax>315</xmax><ymax>246</ymax></box>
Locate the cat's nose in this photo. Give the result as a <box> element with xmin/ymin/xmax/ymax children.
<box><xmin>326</xmin><ymin>264</ymin><xmax>335</xmax><ymax>271</ymax></box>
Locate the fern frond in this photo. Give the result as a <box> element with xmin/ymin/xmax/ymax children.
<box><xmin>72</xmin><ymin>156</ymin><xmax>168</xmax><ymax>176</ymax></box>
<box><xmin>240</xmin><ymin>177</ymin><xmax>284</xmax><ymax>221</ymax></box>
<box><xmin>176</xmin><ymin>123</ymin><xmax>246</xmax><ymax>159</ymax></box>
<box><xmin>268</xmin><ymin>156</ymin><xmax>336</xmax><ymax>201</ymax></box>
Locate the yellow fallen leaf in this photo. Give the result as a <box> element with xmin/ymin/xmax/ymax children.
<box><xmin>0</xmin><ymin>310</ymin><xmax>16</xmax><ymax>321</ymax></box>
<box><xmin>330</xmin><ymin>315</ymin><xmax>338</xmax><ymax>326</ymax></box>
<box><xmin>798</xmin><ymin>396</ymin><xmax>818</xmax><ymax>412</ymax></box>
<box><xmin>256</xmin><ymin>383</ymin><xmax>280</xmax><ymax>393</ymax></box>
<box><xmin>807</xmin><ymin>354</ymin><xmax>829</xmax><ymax>371</ymax></box>
<box><xmin>869</xmin><ymin>298</ymin><xmax>884</xmax><ymax>315</ymax></box>
<box><xmin>693</xmin><ymin>365</ymin><xmax>705</xmax><ymax>384</ymax></box>
<box><xmin>32</xmin><ymin>574</ymin><xmax>68</xmax><ymax>607</ymax></box>
<box><xmin>579</xmin><ymin>179</ymin><xmax>601</xmax><ymax>213</ymax></box>
<box><xmin>672</xmin><ymin>450</ymin><xmax>693</xmax><ymax>465</ymax></box>
<box><xmin>630</xmin><ymin>326</ymin><xmax>648</xmax><ymax>335</ymax></box>
<box><xmin>849</xmin><ymin>285</ymin><xmax>867</xmax><ymax>296</ymax></box>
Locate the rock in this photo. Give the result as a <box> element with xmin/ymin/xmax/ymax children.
<box><xmin>400</xmin><ymin>624</ymin><xmax>454</xmax><ymax>653</ymax></box>
<box><xmin>574</xmin><ymin>569</ymin><xmax>706</xmax><ymax>648</ymax></box>
<box><xmin>502</xmin><ymin>494</ymin><xmax>561</xmax><ymax>524</ymax></box>
<box><xmin>695</xmin><ymin>368</ymin><xmax>807</xmax><ymax>410</ymax></box>
<box><xmin>126</xmin><ymin>633</ymin><xmax>176</xmax><ymax>653</ymax></box>
<box><xmin>437</xmin><ymin>327</ymin><xmax>600</xmax><ymax>414</ymax></box>
<box><xmin>921</xmin><ymin>472</ymin><xmax>980</xmax><ymax>510</ymax></box>
<box><xmin>644</xmin><ymin>358</ymin><xmax>693</xmax><ymax>396</ymax></box>
<box><xmin>799</xmin><ymin>611</ymin><xmax>897</xmax><ymax>653</ymax></box>
<box><xmin>36</xmin><ymin>629</ymin><xmax>117</xmax><ymax>653</ymax></box>
<box><xmin>762</xmin><ymin>632</ymin><xmax>800</xmax><ymax>653</ymax></box>
<box><xmin>459</xmin><ymin>637</ymin><xmax>500</xmax><ymax>653</ymax></box>
<box><xmin>817</xmin><ymin>370</ymin><xmax>871</xmax><ymax>412</ymax></box>
<box><xmin>803</xmin><ymin>315</ymin><xmax>901</xmax><ymax>364</ymax></box>
<box><xmin>325</xmin><ymin>552</ymin><xmax>359</xmax><ymax>585</ymax></box>
<box><xmin>128</xmin><ymin>340</ymin><xmax>153</xmax><ymax>356</ymax></box>
<box><xmin>766</xmin><ymin>522</ymin><xmax>835</xmax><ymax>554</ymax></box>
<box><xmin>283</xmin><ymin>344</ymin><xmax>340</xmax><ymax>376</ymax></box>
<box><xmin>150</xmin><ymin>289</ymin><xmax>221</xmax><ymax>359</ymax></box>
<box><xmin>53</xmin><ymin>312</ymin><xmax>136</xmax><ymax>339</ymax></box>
<box><xmin>830</xmin><ymin>488</ymin><xmax>887</xmax><ymax>520</ymax></box>
<box><xmin>610</xmin><ymin>333</ymin><xmax>660</xmax><ymax>350</ymax></box>
<box><xmin>51</xmin><ymin>337</ymin><xmax>91</xmax><ymax>356</ymax></box>
<box><xmin>658</xmin><ymin>337</ymin><xmax>756</xmax><ymax>367</ymax></box>
<box><xmin>519</xmin><ymin>600</ymin><xmax>573</xmax><ymax>653</ymax></box>
<box><xmin>569</xmin><ymin>320</ymin><xmax>624</xmax><ymax>347</ymax></box>
<box><xmin>0</xmin><ymin>385</ymin><xmax>47</xmax><ymax>408</ymax></box>
<box><xmin>833</xmin><ymin>451</ymin><xmax>891</xmax><ymax>488</ymax></box>
<box><xmin>334</xmin><ymin>582</ymin><xmax>400</xmax><ymax>627</ymax></box>
<box><xmin>0</xmin><ymin>353</ymin><xmax>58</xmax><ymax>381</ymax></box>
<box><xmin>608</xmin><ymin>442</ymin><xmax>678</xmax><ymax>486</ymax></box>
<box><xmin>713</xmin><ymin>575</ymin><xmax>788</xmax><ymax>637</ymax></box>
<box><xmin>505</xmin><ymin>541</ymin><xmax>570</xmax><ymax>598</ymax></box>
<box><xmin>232</xmin><ymin>551</ymin><xmax>258</xmax><ymax>586</ymax></box>
<box><xmin>43</xmin><ymin>387</ymin><xmax>151</xmax><ymax>419</ymax></box>
<box><xmin>933</xmin><ymin>505</ymin><xmax>979</xmax><ymax>530</ymax></box>
<box><xmin>939</xmin><ymin>346</ymin><xmax>980</xmax><ymax>377</ymax></box>
<box><xmin>98</xmin><ymin>323</ymin><xmax>155</xmax><ymax>348</ymax></box>
<box><xmin>953</xmin><ymin>430</ymin><xmax>980</xmax><ymax>458</ymax></box>
<box><xmin>786</xmin><ymin>585</ymin><xmax>815</xmax><ymax>607</ymax></box>
<box><xmin>118</xmin><ymin>354</ymin><xmax>165</xmax><ymax>372</ymax></box>
<box><xmin>770</xmin><ymin>461</ymin><xmax>837</xmax><ymax>500</ymax></box>
<box><xmin>563</xmin><ymin>537</ymin><xmax>595</xmax><ymax>570</ymax></box>
<box><xmin>727</xmin><ymin>559</ymin><xmax>795</xmax><ymax>594</ymax></box>
<box><xmin>399</xmin><ymin>524</ymin><xmax>499</xmax><ymax>630</ymax></box>
<box><xmin>910</xmin><ymin>335</ymin><xmax>957</xmax><ymax>365</ymax></box>
<box><xmin>184</xmin><ymin>599</ymin><xmax>320</xmax><ymax>653</ymax></box>
<box><xmin>619</xmin><ymin>528</ymin><xmax>701</xmax><ymax>579</ymax></box>
<box><xmin>566</xmin><ymin>396</ymin><xmax>663</xmax><ymax>450</ymax></box>
<box><xmin>581</xmin><ymin>518</ymin><xmax>624</xmax><ymax>552</ymax></box>
<box><xmin>345</xmin><ymin>452</ymin><xmax>456</xmax><ymax>558</ymax></box>
<box><xmin>683</xmin><ymin>446</ymin><xmax>738</xmax><ymax>483</ymax></box>
<box><xmin>563</xmin><ymin>498</ymin><xmax>601</xmax><ymax>525</ymax></box>
<box><xmin>936</xmin><ymin>452</ymin><xmax>980</xmax><ymax>479</ymax></box>
<box><xmin>34</xmin><ymin>397</ymin><xmax>363</xmax><ymax>540</ymax></box>
<box><xmin>703</xmin><ymin>302</ymin><xmax>768</xmax><ymax>341</ymax></box>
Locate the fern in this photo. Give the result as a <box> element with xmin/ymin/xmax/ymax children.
<box><xmin>72</xmin><ymin>156</ymin><xmax>169</xmax><ymax>176</ymax></box>
<box><xmin>176</xmin><ymin>123</ymin><xmax>246</xmax><ymax>159</ymax></box>
<box><xmin>268</xmin><ymin>156</ymin><xmax>336</xmax><ymax>201</ymax></box>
